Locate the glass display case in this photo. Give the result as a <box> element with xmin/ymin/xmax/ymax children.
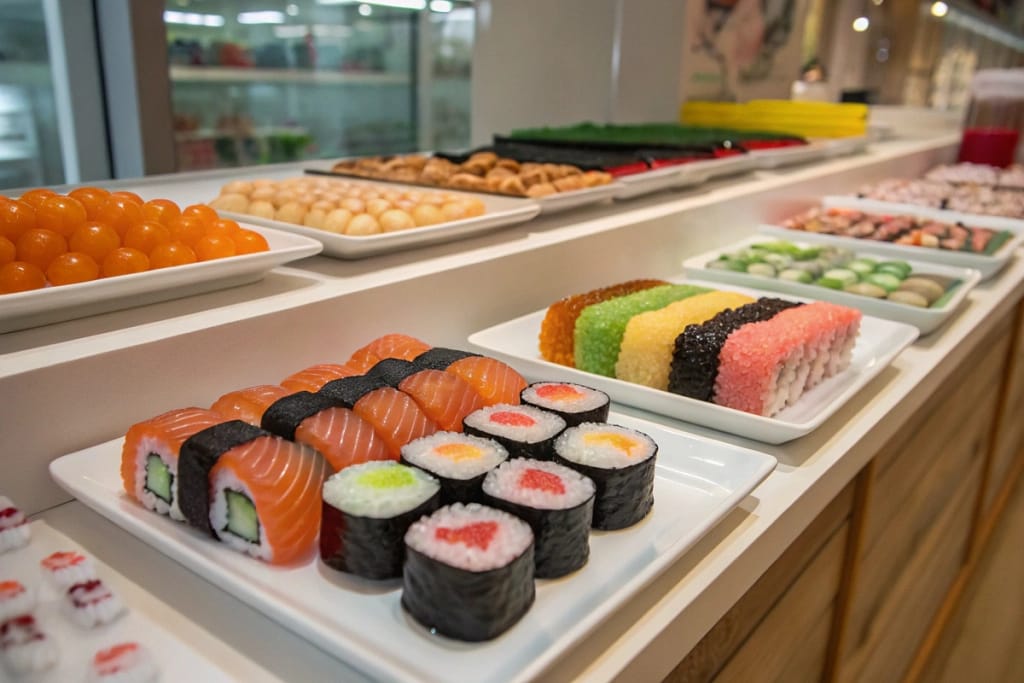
<box><xmin>163</xmin><ymin>0</ymin><xmax>474</xmax><ymax>172</ymax></box>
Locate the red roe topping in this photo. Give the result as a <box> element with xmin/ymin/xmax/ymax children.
<box><xmin>1</xmin><ymin>614</ymin><xmax>43</xmax><ymax>645</ymax></box>
<box><xmin>0</xmin><ymin>580</ymin><xmax>25</xmax><ymax>598</ymax></box>
<box><xmin>68</xmin><ymin>580</ymin><xmax>111</xmax><ymax>607</ymax></box>
<box><xmin>0</xmin><ymin>505</ymin><xmax>25</xmax><ymax>529</ymax></box>
<box><xmin>435</xmin><ymin>521</ymin><xmax>498</xmax><ymax>550</ymax></box>
<box><xmin>41</xmin><ymin>550</ymin><xmax>86</xmax><ymax>570</ymax></box>
<box><xmin>535</xmin><ymin>383</ymin><xmax>584</xmax><ymax>402</ymax></box>
<box><xmin>519</xmin><ymin>468</ymin><xmax>566</xmax><ymax>495</ymax></box>
<box><xmin>93</xmin><ymin>642</ymin><xmax>140</xmax><ymax>674</ymax></box>
<box><xmin>490</xmin><ymin>411</ymin><xmax>535</xmax><ymax>427</ymax></box>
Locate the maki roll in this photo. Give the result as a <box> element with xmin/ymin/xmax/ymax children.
<box><xmin>401</xmin><ymin>432</ymin><xmax>509</xmax><ymax>504</ymax></box>
<box><xmin>1</xmin><ymin>615</ymin><xmax>57</xmax><ymax>676</ymax></box>
<box><xmin>463</xmin><ymin>404</ymin><xmax>566</xmax><ymax>460</ymax></box>
<box><xmin>87</xmin><ymin>642</ymin><xmax>158</xmax><ymax>683</ymax></box>
<box><xmin>520</xmin><ymin>382</ymin><xmax>610</xmax><ymax>427</ymax></box>
<box><xmin>0</xmin><ymin>496</ymin><xmax>30</xmax><ymax>554</ymax></box>
<box><xmin>482</xmin><ymin>459</ymin><xmax>595</xmax><ymax>578</ymax></box>
<box><xmin>553</xmin><ymin>423</ymin><xmax>658</xmax><ymax>530</ymax></box>
<box><xmin>0</xmin><ymin>582</ymin><xmax>33</xmax><ymax>623</ymax></box>
<box><xmin>120</xmin><ymin>408</ymin><xmax>224</xmax><ymax>522</ymax></box>
<box><xmin>321</xmin><ymin>462</ymin><xmax>441</xmax><ymax>580</ymax></box>
<box><xmin>402</xmin><ymin>503</ymin><xmax>535</xmax><ymax>641</ymax></box>
<box><xmin>66</xmin><ymin>579</ymin><xmax>126</xmax><ymax>628</ymax></box>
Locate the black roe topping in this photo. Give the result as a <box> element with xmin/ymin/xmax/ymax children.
<box><xmin>318</xmin><ymin>375</ymin><xmax>390</xmax><ymax>409</ymax></box>
<box><xmin>365</xmin><ymin>358</ymin><xmax>421</xmax><ymax>387</ymax></box>
<box><xmin>667</xmin><ymin>298</ymin><xmax>803</xmax><ymax>401</ymax></box>
<box><xmin>412</xmin><ymin>347</ymin><xmax>479</xmax><ymax>371</ymax></box>
<box><xmin>261</xmin><ymin>391</ymin><xmax>337</xmax><ymax>440</ymax></box>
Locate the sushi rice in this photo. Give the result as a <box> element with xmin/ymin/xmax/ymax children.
<box><xmin>0</xmin><ymin>581</ymin><xmax>34</xmax><ymax>623</ymax></box>
<box><xmin>482</xmin><ymin>459</ymin><xmax>595</xmax><ymax>511</ymax></box>
<box><xmin>405</xmin><ymin>503</ymin><xmax>533</xmax><ymax>573</ymax></box>
<box><xmin>66</xmin><ymin>579</ymin><xmax>127</xmax><ymax>629</ymax></box>
<box><xmin>554</xmin><ymin>423</ymin><xmax>657</xmax><ymax>469</ymax></box>
<box><xmin>0</xmin><ymin>496</ymin><xmax>31</xmax><ymax>554</ymax></box>
<box><xmin>322</xmin><ymin>461</ymin><xmax>439</xmax><ymax>518</ymax></box>
<box><xmin>40</xmin><ymin>551</ymin><xmax>97</xmax><ymax>590</ymax></box>
<box><xmin>208</xmin><ymin>469</ymin><xmax>270</xmax><ymax>561</ymax></box>
<box><xmin>401</xmin><ymin>432</ymin><xmax>509</xmax><ymax>481</ymax></box>
<box><xmin>87</xmin><ymin>642</ymin><xmax>159</xmax><ymax>683</ymax></box>
<box><xmin>0</xmin><ymin>615</ymin><xmax>57</xmax><ymax>675</ymax></box>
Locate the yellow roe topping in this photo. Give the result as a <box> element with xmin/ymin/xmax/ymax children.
<box><xmin>583</xmin><ymin>432</ymin><xmax>639</xmax><ymax>456</ymax></box>
<box><xmin>434</xmin><ymin>443</ymin><xmax>483</xmax><ymax>462</ymax></box>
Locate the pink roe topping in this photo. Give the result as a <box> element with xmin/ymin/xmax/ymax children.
<box><xmin>535</xmin><ymin>383</ymin><xmax>584</xmax><ymax>401</ymax></box>
<box><xmin>490</xmin><ymin>411</ymin><xmax>535</xmax><ymax>427</ymax></box>
<box><xmin>434</xmin><ymin>521</ymin><xmax>498</xmax><ymax>550</ymax></box>
<box><xmin>519</xmin><ymin>468</ymin><xmax>566</xmax><ymax>495</ymax></box>
<box><xmin>41</xmin><ymin>550</ymin><xmax>86</xmax><ymax>570</ymax></box>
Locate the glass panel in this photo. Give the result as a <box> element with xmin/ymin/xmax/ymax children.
<box><xmin>164</xmin><ymin>0</ymin><xmax>474</xmax><ymax>171</ymax></box>
<box><xmin>0</xmin><ymin>0</ymin><xmax>65</xmax><ymax>187</ymax></box>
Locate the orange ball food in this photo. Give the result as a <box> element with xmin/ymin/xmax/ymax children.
<box><xmin>96</xmin><ymin>196</ymin><xmax>143</xmax><ymax>237</ymax></box>
<box><xmin>124</xmin><ymin>221</ymin><xmax>171</xmax><ymax>255</ymax></box>
<box><xmin>150</xmin><ymin>241</ymin><xmax>197</xmax><ymax>269</ymax></box>
<box><xmin>194</xmin><ymin>234</ymin><xmax>237</xmax><ymax>261</ymax></box>
<box><xmin>36</xmin><ymin>195</ymin><xmax>88</xmax><ymax>237</ymax></box>
<box><xmin>68</xmin><ymin>187</ymin><xmax>111</xmax><ymax>220</ymax></box>
<box><xmin>207</xmin><ymin>218</ymin><xmax>241</xmax><ymax>237</ymax></box>
<box><xmin>46</xmin><ymin>252</ymin><xmax>100</xmax><ymax>286</ymax></box>
<box><xmin>0</xmin><ymin>200</ymin><xmax>37</xmax><ymax>241</ymax></box>
<box><xmin>231</xmin><ymin>229</ymin><xmax>269</xmax><ymax>255</ymax></box>
<box><xmin>69</xmin><ymin>222</ymin><xmax>121</xmax><ymax>264</ymax></box>
<box><xmin>0</xmin><ymin>261</ymin><xmax>47</xmax><ymax>294</ymax></box>
<box><xmin>110</xmin><ymin>190</ymin><xmax>144</xmax><ymax>206</ymax></box>
<box><xmin>101</xmin><ymin>247</ymin><xmax>149</xmax><ymax>277</ymax></box>
<box><xmin>141</xmin><ymin>198</ymin><xmax>182</xmax><ymax>227</ymax></box>
<box><xmin>168</xmin><ymin>215</ymin><xmax>206</xmax><ymax>247</ymax></box>
<box><xmin>19</xmin><ymin>188</ymin><xmax>56</xmax><ymax>209</ymax></box>
<box><xmin>16</xmin><ymin>228</ymin><xmax>67</xmax><ymax>272</ymax></box>
<box><xmin>0</xmin><ymin>236</ymin><xmax>15</xmax><ymax>266</ymax></box>
<box><xmin>182</xmin><ymin>204</ymin><xmax>219</xmax><ymax>227</ymax></box>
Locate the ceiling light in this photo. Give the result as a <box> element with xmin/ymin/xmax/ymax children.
<box><xmin>430</xmin><ymin>0</ymin><xmax>453</xmax><ymax>11</ymax></box>
<box><xmin>237</xmin><ymin>11</ymin><xmax>286</xmax><ymax>24</ymax></box>
<box><xmin>319</xmin><ymin>0</ymin><xmax>427</xmax><ymax>8</ymax></box>
<box><xmin>286</xmin><ymin>4</ymin><xmax>300</xmax><ymax>16</ymax></box>
<box><xmin>164</xmin><ymin>10</ymin><xmax>225</xmax><ymax>27</ymax></box>
<box><xmin>852</xmin><ymin>16</ymin><xmax>870</xmax><ymax>32</ymax></box>
<box><xmin>931</xmin><ymin>2</ymin><xmax>949</xmax><ymax>17</ymax></box>
<box><xmin>359</xmin><ymin>4</ymin><xmax>372</xmax><ymax>15</ymax></box>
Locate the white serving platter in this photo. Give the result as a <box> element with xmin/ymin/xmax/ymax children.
<box><xmin>50</xmin><ymin>413</ymin><xmax>776</xmax><ymax>683</ymax></box>
<box><xmin>468</xmin><ymin>280</ymin><xmax>919</xmax><ymax>444</ymax></box>
<box><xmin>0</xmin><ymin>225</ymin><xmax>322</xmax><ymax>334</ymax></box>
<box><xmin>682</xmin><ymin>236</ymin><xmax>981</xmax><ymax>335</ymax></box>
<box><xmin>692</xmin><ymin>153</ymin><xmax>758</xmax><ymax>180</ymax></box>
<box><xmin>760</xmin><ymin>195</ymin><xmax>1024</xmax><ymax>280</ymax></box>
<box><xmin>614</xmin><ymin>164</ymin><xmax>708</xmax><ymax>200</ymax></box>
<box><xmin>748</xmin><ymin>141</ymin><xmax>831</xmax><ymax>169</ymax></box>
<box><xmin>821</xmin><ymin>135</ymin><xmax>869</xmax><ymax>159</ymax></box>
<box><xmin>1</xmin><ymin>520</ymin><xmax>232</xmax><ymax>682</ymax></box>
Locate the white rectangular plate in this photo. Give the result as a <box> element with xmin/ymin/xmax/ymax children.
<box><xmin>468</xmin><ymin>280</ymin><xmax>919</xmax><ymax>444</ymax></box>
<box><xmin>3</xmin><ymin>520</ymin><xmax>233</xmax><ymax>682</ymax></box>
<box><xmin>0</xmin><ymin>225</ymin><xmax>322</xmax><ymax>334</ymax></box>
<box><xmin>682</xmin><ymin>236</ymin><xmax>981</xmax><ymax>335</ymax></box>
<box><xmin>49</xmin><ymin>413</ymin><xmax>776</xmax><ymax>683</ymax></box>
<box><xmin>749</xmin><ymin>141</ymin><xmax>830</xmax><ymax>169</ymax></box>
<box><xmin>221</xmin><ymin>182</ymin><xmax>540</xmax><ymax>259</ymax></box>
<box><xmin>614</xmin><ymin>165</ymin><xmax>708</xmax><ymax>199</ymax></box>
<box><xmin>694</xmin><ymin>154</ymin><xmax>758</xmax><ymax>180</ymax></box>
<box><xmin>761</xmin><ymin>195</ymin><xmax>1024</xmax><ymax>280</ymax></box>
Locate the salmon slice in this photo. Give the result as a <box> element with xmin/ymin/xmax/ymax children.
<box><xmin>347</xmin><ymin>334</ymin><xmax>431</xmax><ymax>373</ymax></box>
<box><xmin>351</xmin><ymin>387</ymin><xmax>439</xmax><ymax>457</ymax></box>
<box><xmin>208</xmin><ymin>435</ymin><xmax>328</xmax><ymax>565</ymax></box>
<box><xmin>445</xmin><ymin>356</ymin><xmax>528</xmax><ymax>406</ymax></box>
<box><xmin>209</xmin><ymin>385</ymin><xmax>290</xmax><ymax>426</ymax></box>
<box><xmin>398</xmin><ymin>369</ymin><xmax>486</xmax><ymax>432</ymax></box>
<box><xmin>294</xmin><ymin>406</ymin><xmax>394</xmax><ymax>471</ymax></box>
<box><xmin>281</xmin><ymin>364</ymin><xmax>359</xmax><ymax>393</ymax></box>
<box><xmin>120</xmin><ymin>407</ymin><xmax>225</xmax><ymax>520</ymax></box>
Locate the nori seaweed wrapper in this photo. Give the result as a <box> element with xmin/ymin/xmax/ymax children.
<box><xmin>482</xmin><ymin>492</ymin><xmax>593</xmax><ymax>578</ymax></box>
<box><xmin>319</xmin><ymin>375</ymin><xmax>390</xmax><ymax>409</ymax></box>
<box><xmin>667</xmin><ymin>297</ymin><xmax>803</xmax><ymax>401</ymax></box>
<box><xmin>366</xmin><ymin>358</ymin><xmax>421</xmax><ymax>387</ymax></box>
<box><xmin>261</xmin><ymin>391</ymin><xmax>337</xmax><ymax>440</ymax></box>
<box><xmin>462</xmin><ymin>422</ymin><xmax>563</xmax><ymax>461</ymax></box>
<box><xmin>519</xmin><ymin>384</ymin><xmax>610</xmax><ymax>428</ymax></box>
<box><xmin>178</xmin><ymin>420</ymin><xmax>267</xmax><ymax>535</ymax></box>
<box><xmin>399</xmin><ymin>455</ymin><xmax>490</xmax><ymax>506</ymax></box>
<box><xmin>413</xmin><ymin>347</ymin><xmax>480</xmax><ymax>371</ymax></box>
<box><xmin>552</xmin><ymin>451</ymin><xmax>656</xmax><ymax>531</ymax></box>
<box><xmin>401</xmin><ymin>542</ymin><xmax>535</xmax><ymax>641</ymax></box>
<box><xmin>320</xmin><ymin>491</ymin><xmax>441</xmax><ymax>580</ymax></box>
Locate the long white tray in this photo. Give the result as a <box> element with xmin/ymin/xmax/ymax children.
<box><xmin>682</xmin><ymin>236</ymin><xmax>981</xmax><ymax>335</ymax></box>
<box><xmin>0</xmin><ymin>225</ymin><xmax>322</xmax><ymax>334</ymax></box>
<box><xmin>468</xmin><ymin>280</ymin><xmax>919</xmax><ymax>444</ymax></box>
<box><xmin>749</xmin><ymin>141</ymin><xmax>831</xmax><ymax>169</ymax></box>
<box><xmin>50</xmin><ymin>413</ymin><xmax>776</xmax><ymax>683</ymax></box>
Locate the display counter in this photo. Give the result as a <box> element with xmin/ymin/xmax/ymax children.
<box><xmin>5</xmin><ymin>131</ymin><xmax>1023</xmax><ymax>682</ymax></box>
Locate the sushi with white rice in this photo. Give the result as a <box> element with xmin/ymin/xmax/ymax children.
<box><xmin>0</xmin><ymin>496</ymin><xmax>30</xmax><ymax>554</ymax></box>
<box><xmin>519</xmin><ymin>382</ymin><xmax>610</xmax><ymax>427</ymax></box>
<box><xmin>401</xmin><ymin>432</ymin><xmax>508</xmax><ymax>504</ymax></box>
<box><xmin>462</xmin><ymin>404</ymin><xmax>566</xmax><ymax>460</ymax></box>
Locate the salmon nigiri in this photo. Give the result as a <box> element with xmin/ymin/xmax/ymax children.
<box><xmin>281</xmin><ymin>363</ymin><xmax>359</xmax><ymax>394</ymax></box>
<box><xmin>414</xmin><ymin>348</ymin><xmax>528</xmax><ymax>407</ymax></box>
<box><xmin>346</xmin><ymin>334</ymin><xmax>432</xmax><ymax>373</ymax></box>
<box><xmin>209</xmin><ymin>385</ymin><xmax>290</xmax><ymax>426</ymax></box>
<box><xmin>319</xmin><ymin>376</ymin><xmax>438</xmax><ymax>457</ymax></box>
<box><xmin>366</xmin><ymin>359</ymin><xmax>485</xmax><ymax>432</ymax></box>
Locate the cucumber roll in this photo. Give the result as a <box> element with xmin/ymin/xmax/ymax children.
<box><xmin>519</xmin><ymin>382</ymin><xmax>610</xmax><ymax>427</ymax></box>
<box><xmin>401</xmin><ymin>432</ymin><xmax>508</xmax><ymax>504</ymax></box>
<box><xmin>402</xmin><ymin>503</ymin><xmax>535</xmax><ymax>641</ymax></box>
<box><xmin>482</xmin><ymin>459</ymin><xmax>595</xmax><ymax>578</ymax></box>
<box><xmin>321</xmin><ymin>462</ymin><xmax>441</xmax><ymax>580</ymax></box>
<box><xmin>553</xmin><ymin>423</ymin><xmax>658</xmax><ymax>530</ymax></box>
<box><xmin>462</xmin><ymin>404</ymin><xmax>566</xmax><ymax>460</ymax></box>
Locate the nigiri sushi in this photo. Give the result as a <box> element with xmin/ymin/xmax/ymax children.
<box><xmin>367</xmin><ymin>359</ymin><xmax>486</xmax><ymax>431</ymax></box>
<box><xmin>346</xmin><ymin>334</ymin><xmax>431</xmax><ymax>373</ymax></box>
<box><xmin>281</xmin><ymin>363</ymin><xmax>359</xmax><ymax>393</ymax></box>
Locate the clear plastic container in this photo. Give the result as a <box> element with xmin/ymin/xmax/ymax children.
<box><xmin>959</xmin><ymin>69</ymin><xmax>1024</xmax><ymax>168</ymax></box>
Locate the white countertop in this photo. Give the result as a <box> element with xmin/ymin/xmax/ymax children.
<box><xmin>12</xmin><ymin>132</ymin><xmax>1021</xmax><ymax>682</ymax></box>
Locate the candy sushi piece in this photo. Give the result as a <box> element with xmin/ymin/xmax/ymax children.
<box><xmin>280</xmin><ymin>363</ymin><xmax>359</xmax><ymax>393</ymax></box>
<box><xmin>440</xmin><ymin>355</ymin><xmax>528</xmax><ymax>407</ymax></box>
<box><xmin>0</xmin><ymin>615</ymin><xmax>57</xmax><ymax>675</ymax></box>
<box><xmin>66</xmin><ymin>579</ymin><xmax>127</xmax><ymax>629</ymax></box>
<box><xmin>482</xmin><ymin>459</ymin><xmax>595</xmax><ymax>578</ymax></box>
<box><xmin>0</xmin><ymin>582</ymin><xmax>34</xmax><ymax>623</ymax></box>
<box><xmin>321</xmin><ymin>461</ymin><xmax>441</xmax><ymax>579</ymax></box>
<box><xmin>463</xmin><ymin>404</ymin><xmax>566</xmax><ymax>460</ymax></box>
<box><xmin>209</xmin><ymin>385</ymin><xmax>290</xmax><ymax>427</ymax></box>
<box><xmin>367</xmin><ymin>359</ymin><xmax>487</xmax><ymax>432</ymax></box>
<box><xmin>41</xmin><ymin>551</ymin><xmax>97</xmax><ymax>590</ymax></box>
<box><xmin>402</xmin><ymin>503</ymin><xmax>535</xmax><ymax>641</ymax></box>
<box><xmin>87</xmin><ymin>642</ymin><xmax>159</xmax><ymax>683</ymax></box>
<box><xmin>553</xmin><ymin>423</ymin><xmax>658</xmax><ymax>530</ymax></box>
<box><xmin>0</xmin><ymin>496</ymin><xmax>31</xmax><ymax>554</ymax></box>
<box><xmin>520</xmin><ymin>382</ymin><xmax>610</xmax><ymax>427</ymax></box>
<box><xmin>346</xmin><ymin>334</ymin><xmax>432</xmax><ymax>373</ymax></box>
<box><xmin>401</xmin><ymin>432</ymin><xmax>509</xmax><ymax>504</ymax></box>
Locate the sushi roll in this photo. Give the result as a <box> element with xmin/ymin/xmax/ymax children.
<box><xmin>463</xmin><ymin>404</ymin><xmax>566</xmax><ymax>460</ymax></box>
<box><xmin>209</xmin><ymin>385</ymin><xmax>290</xmax><ymax>427</ymax></box>
<box><xmin>281</xmin><ymin>363</ymin><xmax>358</xmax><ymax>393</ymax></box>
<box><xmin>346</xmin><ymin>334</ymin><xmax>432</xmax><ymax>373</ymax></box>
<box><xmin>178</xmin><ymin>420</ymin><xmax>329</xmax><ymax>564</ymax></box>
<box><xmin>400</xmin><ymin>432</ymin><xmax>509</xmax><ymax>504</ymax></box>
<box><xmin>0</xmin><ymin>615</ymin><xmax>57</xmax><ymax>675</ymax></box>
<box><xmin>40</xmin><ymin>551</ymin><xmax>97</xmax><ymax>590</ymax></box>
<box><xmin>402</xmin><ymin>503</ymin><xmax>535</xmax><ymax>641</ymax></box>
<box><xmin>0</xmin><ymin>582</ymin><xmax>34</xmax><ymax>623</ymax></box>
<box><xmin>320</xmin><ymin>461</ymin><xmax>441</xmax><ymax>580</ymax></box>
<box><xmin>87</xmin><ymin>642</ymin><xmax>158</xmax><ymax>683</ymax></box>
<box><xmin>367</xmin><ymin>359</ymin><xmax>486</xmax><ymax>432</ymax></box>
<box><xmin>413</xmin><ymin>348</ymin><xmax>528</xmax><ymax>407</ymax></box>
<box><xmin>412</xmin><ymin>347</ymin><xmax>480</xmax><ymax>371</ymax></box>
<box><xmin>553</xmin><ymin>423</ymin><xmax>658</xmax><ymax>530</ymax></box>
<box><xmin>482</xmin><ymin>459</ymin><xmax>595</xmax><ymax>578</ymax></box>
<box><xmin>0</xmin><ymin>496</ymin><xmax>30</xmax><ymax>554</ymax></box>
<box><xmin>520</xmin><ymin>382</ymin><xmax>610</xmax><ymax>427</ymax></box>
<box><xmin>120</xmin><ymin>407</ymin><xmax>225</xmax><ymax>522</ymax></box>
<box><xmin>66</xmin><ymin>579</ymin><xmax>126</xmax><ymax>629</ymax></box>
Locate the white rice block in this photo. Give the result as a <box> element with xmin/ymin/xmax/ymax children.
<box><xmin>87</xmin><ymin>642</ymin><xmax>159</xmax><ymax>683</ymax></box>
<box><xmin>0</xmin><ymin>583</ymin><xmax>34</xmax><ymax>623</ymax></box>
<box><xmin>554</xmin><ymin>423</ymin><xmax>657</xmax><ymax>470</ymax></box>
<box><xmin>66</xmin><ymin>579</ymin><xmax>127</xmax><ymax>629</ymax></box>
<box><xmin>404</xmin><ymin>503</ymin><xmax>532</xmax><ymax>573</ymax></box>
<box><xmin>401</xmin><ymin>432</ymin><xmax>508</xmax><ymax>480</ymax></box>
<box><xmin>128</xmin><ymin>435</ymin><xmax>184</xmax><ymax>522</ymax></box>
<box><xmin>463</xmin><ymin>404</ymin><xmax>566</xmax><ymax>444</ymax></box>
<box><xmin>323</xmin><ymin>461</ymin><xmax>439</xmax><ymax>519</ymax></box>
<box><xmin>209</xmin><ymin>472</ymin><xmax>271</xmax><ymax>562</ymax></box>
<box><xmin>483</xmin><ymin>459</ymin><xmax>595</xmax><ymax>511</ymax></box>
<box><xmin>0</xmin><ymin>617</ymin><xmax>57</xmax><ymax>675</ymax></box>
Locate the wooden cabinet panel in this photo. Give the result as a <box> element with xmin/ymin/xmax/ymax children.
<box><xmin>983</xmin><ymin>302</ymin><xmax>1024</xmax><ymax>517</ymax></box>
<box><xmin>664</xmin><ymin>485</ymin><xmax>854</xmax><ymax>683</ymax></box>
